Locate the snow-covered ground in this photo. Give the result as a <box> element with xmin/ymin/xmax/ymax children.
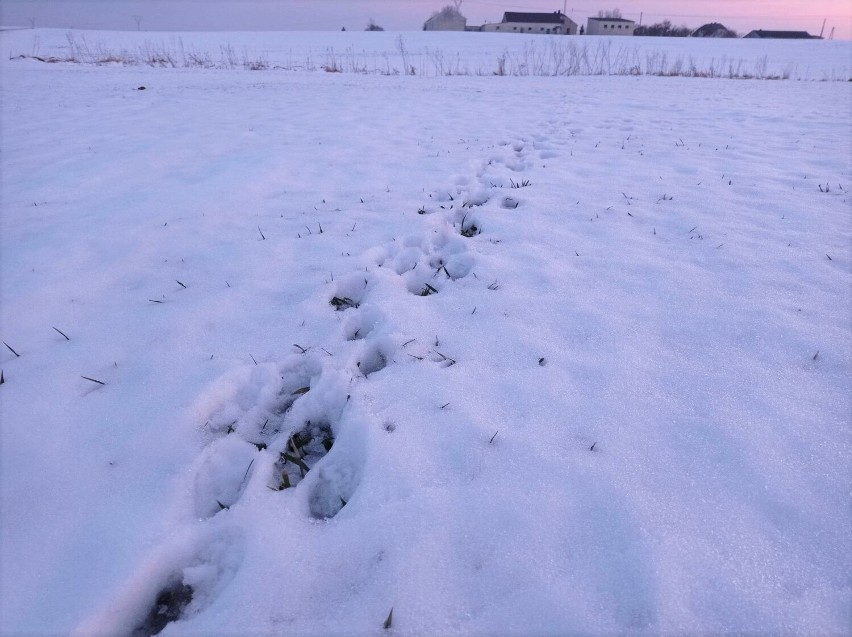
<box><xmin>1</xmin><ymin>29</ymin><xmax>850</xmax><ymax>637</ymax></box>
<box><xmin>3</xmin><ymin>28</ymin><xmax>851</xmax><ymax>79</ymax></box>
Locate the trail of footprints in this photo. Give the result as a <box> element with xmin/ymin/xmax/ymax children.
<box><xmin>125</xmin><ymin>135</ymin><xmax>544</xmax><ymax>635</ymax></box>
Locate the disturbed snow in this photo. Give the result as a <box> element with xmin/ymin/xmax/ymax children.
<box><xmin>1</xmin><ymin>29</ymin><xmax>851</xmax><ymax>637</ymax></box>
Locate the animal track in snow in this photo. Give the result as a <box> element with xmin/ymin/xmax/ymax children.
<box><xmin>193</xmin><ymin>435</ymin><xmax>258</xmax><ymax>519</ymax></box>
<box><xmin>355</xmin><ymin>336</ymin><xmax>395</xmax><ymax>377</ymax></box>
<box><xmin>343</xmin><ymin>305</ymin><xmax>384</xmax><ymax>341</ymax></box>
<box><xmin>95</xmin><ymin>134</ymin><xmax>537</xmax><ymax>633</ymax></box>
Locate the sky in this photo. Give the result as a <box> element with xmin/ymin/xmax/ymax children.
<box><xmin>1</xmin><ymin>0</ymin><xmax>850</xmax><ymax>39</ymax></box>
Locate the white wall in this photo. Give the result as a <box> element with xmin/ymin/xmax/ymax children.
<box><xmin>424</xmin><ymin>15</ymin><xmax>466</xmax><ymax>31</ymax></box>
<box><xmin>586</xmin><ymin>19</ymin><xmax>635</xmax><ymax>36</ymax></box>
<box><xmin>481</xmin><ymin>20</ymin><xmax>576</xmax><ymax>35</ymax></box>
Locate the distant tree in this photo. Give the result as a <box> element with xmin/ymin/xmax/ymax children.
<box><xmin>597</xmin><ymin>8</ymin><xmax>623</xmax><ymax>19</ymax></box>
<box><xmin>634</xmin><ymin>20</ymin><xmax>692</xmax><ymax>37</ymax></box>
<box><xmin>432</xmin><ymin>0</ymin><xmax>465</xmax><ymax>20</ymax></box>
<box><xmin>691</xmin><ymin>22</ymin><xmax>737</xmax><ymax>38</ymax></box>
<box><xmin>365</xmin><ymin>19</ymin><xmax>385</xmax><ymax>31</ymax></box>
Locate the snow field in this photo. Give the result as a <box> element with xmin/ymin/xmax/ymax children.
<box><xmin>1</xmin><ymin>37</ymin><xmax>851</xmax><ymax>636</ymax></box>
<box><xmin>2</xmin><ymin>28</ymin><xmax>851</xmax><ymax>80</ymax></box>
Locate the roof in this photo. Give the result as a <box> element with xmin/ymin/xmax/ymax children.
<box><xmin>588</xmin><ymin>17</ymin><xmax>635</xmax><ymax>23</ymax></box>
<box><xmin>744</xmin><ymin>30</ymin><xmax>817</xmax><ymax>39</ymax></box>
<box><xmin>503</xmin><ymin>12</ymin><xmax>566</xmax><ymax>24</ymax></box>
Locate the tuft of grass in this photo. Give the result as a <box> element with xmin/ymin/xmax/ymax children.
<box><xmin>0</xmin><ymin>369</ymin><xmax>4</xmax><ymax>385</ymax></box>
<box><xmin>489</xmin><ymin>431</ymin><xmax>499</xmax><ymax>444</ymax></box>
<box><xmin>509</xmin><ymin>178</ymin><xmax>531</xmax><ymax>188</ymax></box>
<box><xmin>330</xmin><ymin>296</ymin><xmax>359</xmax><ymax>311</ymax></box>
<box><xmin>383</xmin><ymin>608</ymin><xmax>393</xmax><ymax>630</ymax></box>
<box><xmin>3</xmin><ymin>341</ymin><xmax>20</xmax><ymax>358</ymax></box>
<box><xmin>52</xmin><ymin>327</ymin><xmax>70</xmax><ymax>341</ymax></box>
<box><xmin>282</xmin><ymin>452</ymin><xmax>310</xmax><ymax>477</ymax></box>
<box><xmin>81</xmin><ymin>375</ymin><xmax>106</xmax><ymax>386</ymax></box>
<box><xmin>459</xmin><ymin>215</ymin><xmax>481</xmax><ymax>238</ymax></box>
<box><xmin>420</xmin><ymin>283</ymin><xmax>438</xmax><ymax>297</ymax></box>
<box><xmin>258</xmin><ymin>226</ymin><xmax>266</xmax><ymax>240</ymax></box>
<box><xmin>433</xmin><ymin>351</ymin><xmax>456</xmax><ymax>367</ymax></box>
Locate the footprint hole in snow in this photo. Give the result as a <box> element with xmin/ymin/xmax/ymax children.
<box><xmin>273</xmin><ymin>367</ymin><xmax>320</xmax><ymax>415</ymax></box>
<box><xmin>308</xmin><ymin>459</ymin><xmax>360</xmax><ymax>520</ymax></box>
<box><xmin>459</xmin><ymin>215</ymin><xmax>482</xmax><ymax>238</ymax></box>
<box><xmin>428</xmin><ymin>255</ymin><xmax>445</xmax><ymax>269</ymax></box>
<box><xmin>343</xmin><ymin>306</ymin><xmax>382</xmax><ymax>342</ymax></box>
<box><xmin>193</xmin><ymin>436</ymin><xmax>257</xmax><ymax>519</ymax></box>
<box><xmin>131</xmin><ymin>579</ymin><xmax>193</xmax><ymax>637</ymax></box>
<box><xmin>502</xmin><ymin>197</ymin><xmax>520</xmax><ymax>210</ymax></box>
<box><xmin>356</xmin><ymin>339</ymin><xmax>393</xmax><ymax>377</ymax></box>
<box><xmin>330</xmin><ymin>273</ymin><xmax>370</xmax><ymax>311</ymax></box>
<box><xmin>444</xmin><ymin>253</ymin><xmax>474</xmax><ymax>280</ymax></box>
<box><xmin>392</xmin><ymin>246</ymin><xmax>423</xmax><ymax>275</ymax></box>
<box><xmin>270</xmin><ymin>419</ymin><xmax>335</xmax><ymax>490</ymax></box>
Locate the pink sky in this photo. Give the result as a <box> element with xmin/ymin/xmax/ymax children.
<box><xmin>2</xmin><ymin>0</ymin><xmax>850</xmax><ymax>39</ymax></box>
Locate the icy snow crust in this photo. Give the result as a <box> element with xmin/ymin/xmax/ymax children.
<box><xmin>1</xmin><ymin>29</ymin><xmax>850</xmax><ymax>637</ymax></box>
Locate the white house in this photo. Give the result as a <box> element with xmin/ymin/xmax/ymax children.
<box><xmin>586</xmin><ymin>17</ymin><xmax>636</xmax><ymax>35</ymax></box>
<box><xmin>481</xmin><ymin>12</ymin><xmax>578</xmax><ymax>35</ymax></box>
<box><xmin>423</xmin><ymin>9</ymin><xmax>467</xmax><ymax>31</ymax></box>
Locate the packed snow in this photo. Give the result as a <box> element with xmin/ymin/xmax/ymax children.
<box><xmin>1</xmin><ymin>29</ymin><xmax>850</xmax><ymax>637</ymax></box>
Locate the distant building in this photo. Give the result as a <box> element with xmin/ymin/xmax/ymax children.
<box><xmin>586</xmin><ymin>17</ymin><xmax>636</xmax><ymax>35</ymax></box>
<box><xmin>743</xmin><ymin>30</ymin><xmax>820</xmax><ymax>39</ymax></box>
<box><xmin>692</xmin><ymin>23</ymin><xmax>737</xmax><ymax>38</ymax></box>
<box><xmin>423</xmin><ymin>8</ymin><xmax>467</xmax><ymax>31</ymax></box>
<box><xmin>481</xmin><ymin>12</ymin><xmax>578</xmax><ymax>35</ymax></box>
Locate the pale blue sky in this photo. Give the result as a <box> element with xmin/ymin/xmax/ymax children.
<box><xmin>2</xmin><ymin>0</ymin><xmax>849</xmax><ymax>38</ymax></box>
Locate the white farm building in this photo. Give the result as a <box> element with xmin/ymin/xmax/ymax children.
<box><xmin>482</xmin><ymin>12</ymin><xmax>578</xmax><ymax>35</ymax></box>
<box><xmin>586</xmin><ymin>17</ymin><xmax>636</xmax><ymax>35</ymax></box>
<box><xmin>423</xmin><ymin>9</ymin><xmax>467</xmax><ymax>31</ymax></box>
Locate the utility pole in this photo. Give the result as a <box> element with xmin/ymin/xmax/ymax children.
<box><xmin>639</xmin><ymin>12</ymin><xmax>643</xmax><ymax>26</ymax></box>
<box><xmin>828</xmin><ymin>26</ymin><xmax>835</xmax><ymax>40</ymax></box>
<box><xmin>819</xmin><ymin>18</ymin><xmax>826</xmax><ymax>38</ymax></box>
<box><xmin>132</xmin><ymin>15</ymin><xmax>142</xmax><ymax>31</ymax></box>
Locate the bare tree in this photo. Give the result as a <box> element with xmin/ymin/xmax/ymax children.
<box><xmin>28</xmin><ymin>17</ymin><xmax>36</xmax><ymax>29</ymax></box>
<box><xmin>132</xmin><ymin>15</ymin><xmax>142</xmax><ymax>31</ymax></box>
<box><xmin>432</xmin><ymin>2</ymin><xmax>465</xmax><ymax>20</ymax></box>
<box><xmin>597</xmin><ymin>8</ymin><xmax>623</xmax><ymax>19</ymax></box>
<box><xmin>365</xmin><ymin>19</ymin><xmax>384</xmax><ymax>31</ymax></box>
